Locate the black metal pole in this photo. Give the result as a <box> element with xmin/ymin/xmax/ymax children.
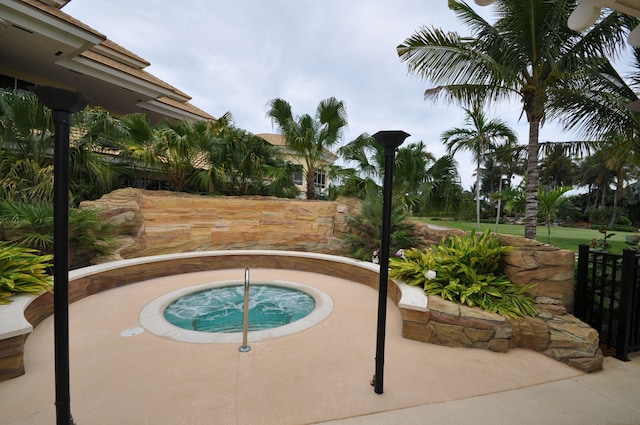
<box><xmin>574</xmin><ymin>244</ymin><xmax>590</xmax><ymax>320</ymax></box>
<box><xmin>52</xmin><ymin>109</ymin><xmax>73</xmax><ymax>425</ymax></box>
<box><xmin>29</xmin><ymin>86</ymin><xmax>91</xmax><ymax>425</ymax></box>
<box><xmin>372</xmin><ymin>130</ymin><xmax>409</xmax><ymax>395</ymax></box>
<box><xmin>616</xmin><ymin>248</ymin><xmax>637</xmax><ymax>361</ymax></box>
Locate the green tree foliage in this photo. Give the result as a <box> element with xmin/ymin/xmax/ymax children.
<box><xmin>267</xmin><ymin>97</ymin><xmax>347</xmax><ymax>200</ymax></box>
<box><xmin>342</xmin><ymin>194</ymin><xmax>423</xmax><ymax>261</ymax></box>
<box><xmin>0</xmin><ymin>200</ymin><xmax>115</xmax><ymax>264</ymax></box>
<box><xmin>538</xmin><ymin>186</ymin><xmax>572</xmax><ymax>244</ymax></box>
<box><xmin>0</xmin><ymin>89</ymin><xmax>54</xmax><ymax>202</ymax></box>
<box><xmin>69</xmin><ymin>107</ymin><xmax>129</xmax><ymax>201</ymax></box>
<box><xmin>337</xmin><ymin>134</ymin><xmax>463</xmax><ymax>215</ymax></box>
<box><xmin>0</xmin><ymin>90</ymin><xmax>123</xmax><ymax>204</ymax></box>
<box><xmin>441</xmin><ymin>105</ymin><xmax>518</xmax><ymax>231</ymax></box>
<box><xmin>120</xmin><ymin>115</ymin><xmax>209</xmax><ymax>193</ymax></box>
<box><xmin>549</xmin><ymin>47</ymin><xmax>640</xmax><ymax>155</ymax></box>
<box><xmin>194</xmin><ymin>126</ymin><xmax>299</xmax><ymax>197</ymax></box>
<box><xmin>539</xmin><ymin>143</ymin><xmax>579</xmax><ymax>190</ymax></box>
<box><xmin>389</xmin><ymin>230</ymin><xmax>537</xmax><ymax>318</ymax></box>
<box><xmin>397</xmin><ymin>0</ymin><xmax>634</xmax><ymax>240</ymax></box>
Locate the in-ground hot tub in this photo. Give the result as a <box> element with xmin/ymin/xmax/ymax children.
<box><xmin>139</xmin><ymin>279</ymin><xmax>334</xmax><ymax>343</ymax></box>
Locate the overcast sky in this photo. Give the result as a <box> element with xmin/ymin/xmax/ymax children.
<box><xmin>62</xmin><ymin>0</ymin><xmax>629</xmax><ymax>189</ymax></box>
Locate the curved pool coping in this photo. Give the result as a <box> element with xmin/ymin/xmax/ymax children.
<box><xmin>0</xmin><ymin>250</ymin><xmax>427</xmax><ymax>381</ymax></box>
<box><xmin>139</xmin><ymin>278</ymin><xmax>335</xmax><ymax>343</ymax></box>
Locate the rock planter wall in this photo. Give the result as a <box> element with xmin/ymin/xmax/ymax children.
<box><xmin>500</xmin><ymin>234</ymin><xmax>576</xmax><ymax>311</ymax></box>
<box><xmin>399</xmin><ymin>234</ymin><xmax>602</xmax><ymax>373</ymax></box>
<box><xmin>401</xmin><ymin>295</ymin><xmax>602</xmax><ymax>373</ymax></box>
<box><xmin>79</xmin><ymin>189</ymin><xmax>360</xmax><ymax>260</ymax></box>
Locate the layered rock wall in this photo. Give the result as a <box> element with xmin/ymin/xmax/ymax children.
<box><xmin>500</xmin><ymin>234</ymin><xmax>576</xmax><ymax>311</ymax></box>
<box><xmin>400</xmin><ymin>294</ymin><xmax>602</xmax><ymax>373</ymax></box>
<box><xmin>80</xmin><ymin>189</ymin><xmax>360</xmax><ymax>258</ymax></box>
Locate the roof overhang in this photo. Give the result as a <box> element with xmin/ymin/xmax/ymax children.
<box><xmin>0</xmin><ymin>0</ymin><xmax>215</xmax><ymax>122</ymax></box>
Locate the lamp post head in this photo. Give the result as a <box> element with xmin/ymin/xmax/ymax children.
<box><xmin>373</xmin><ymin>130</ymin><xmax>410</xmax><ymax>149</ymax></box>
<box><xmin>28</xmin><ymin>86</ymin><xmax>91</xmax><ymax>113</ymax></box>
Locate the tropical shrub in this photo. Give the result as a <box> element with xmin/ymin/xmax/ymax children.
<box><xmin>342</xmin><ymin>194</ymin><xmax>423</xmax><ymax>261</ymax></box>
<box><xmin>389</xmin><ymin>229</ymin><xmax>537</xmax><ymax>318</ymax></box>
<box><xmin>0</xmin><ymin>200</ymin><xmax>115</xmax><ymax>265</ymax></box>
<box><xmin>0</xmin><ymin>242</ymin><xmax>53</xmax><ymax>304</ymax></box>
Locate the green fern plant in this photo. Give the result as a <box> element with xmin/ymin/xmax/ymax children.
<box><xmin>0</xmin><ymin>200</ymin><xmax>115</xmax><ymax>261</ymax></box>
<box><xmin>390</xmin><ymin>229</ymin><xmax>537</xmax><ymax>318</ymax></box>
<box><xmin>0</xmin><ymin>242</ymin><xmax>53</xmax><ymax>304</ymax></box>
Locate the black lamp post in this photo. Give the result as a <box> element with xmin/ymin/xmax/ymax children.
<box><xmin>29</xmin><ymin>86</ymin><xmax>91</xmax><ymax>425</ymax></box>
<box><xmin>372</xmin><ymin>130</ymin><xmax>409</xmax><ymax>394</ymax></box>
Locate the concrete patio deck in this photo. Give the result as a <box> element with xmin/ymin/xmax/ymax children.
<box><xmin>1</xmin><ymin>268</ymin><xmax>638</xmax><ymax>425</ymax></box>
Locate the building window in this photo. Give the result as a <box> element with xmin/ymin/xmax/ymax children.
<box><xmin>315</xmin><ymin>170</ymin><xmax>326</xmax><ymax>190</ymax></box>
<box><xmin>0</xmin><ymin>73</ymin><xmax>34</xmax><ymax>91</ymax></box>
<box><xmin>292</xmin><ymin>171</ymin><xmax>303</xmax><ymax>186</ymax></box>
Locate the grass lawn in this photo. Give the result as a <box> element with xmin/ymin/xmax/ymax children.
<box><xmin>414</xmin><ymin>218</ymin><xmax>638</xmax><ymax>253</ymax></box>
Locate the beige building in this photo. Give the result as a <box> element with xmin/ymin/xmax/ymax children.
<box><xmin>0</xmin><ymin>0</ymin><xmax>214</xmax><ymax>123</ymax></box>
<box><xmin>257</xmin><ymin>133</ymin><xmax>339</xmax><ymax>199</ymax></box>
<box><xmin>0</xmin><ymin>1</ymin><xmax>339</xmax><ymax>194</ymax></box>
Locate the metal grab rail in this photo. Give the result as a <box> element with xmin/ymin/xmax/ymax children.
<box><xmin>239</xmin><ymin>267</ymin><xmax>251</xmax><ymax>352</ymax></box>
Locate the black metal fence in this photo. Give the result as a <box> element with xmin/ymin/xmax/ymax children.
<box><xmin>575</xmin><ymin>245</ymin><xmax>640</xmax><ymax>361</ymax></box>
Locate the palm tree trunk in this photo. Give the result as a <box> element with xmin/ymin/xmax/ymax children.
<box><xmin>306</xmin><ymin>167</ymin><xmax>316</xmax><ymax>200</ymax></box>
<box><xmin>494</xmin><ymin>176</ymin><xmax>503</xmax><ymax>233</ymax></box>
<box><xmin>608</xmin><ymin>182</ymin><xmax>621</xmax><ymax>228</ymax></box>
<box><xmin>524</xmin><ymin>119</ymin><xmax>540</xmax><ymax>240</ymax></box>
<box><xmin>475</xmin><ymin>159</ymin><xmax>481</xmax><ymax>231</ymax></box>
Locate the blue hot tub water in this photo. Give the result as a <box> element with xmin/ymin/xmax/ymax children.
<box><xmin>163</xmin><ymin>284</ymin><xmax>316</xmax><ymax>333</ymax></box>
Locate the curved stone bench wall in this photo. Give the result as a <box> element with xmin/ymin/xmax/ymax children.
<box><xmin>1</xmin><ymin>251</ymin><xmax>419</xmax><ymax>382</ymax></box>
<box><xmin>0</xmin><ymin>250</ymin><xmax>602</xmax><ymax>383</ymax></box>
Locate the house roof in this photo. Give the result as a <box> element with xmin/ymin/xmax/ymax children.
<box><xmin>0</xmin><ymin>0</ymin><xmax>215</xmax><ymax>122</ymax></box>
<box><xmin>256</xmin><ymin>133</ymin><xmax>287</xmax><ymax>147</ymax></box>
<box><xmin>256</xmin><ymin>133</ymin><xmax>339</xmax><ymax>164</ymax></box>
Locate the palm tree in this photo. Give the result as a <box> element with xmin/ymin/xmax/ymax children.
<box><xmin>120</xmin><ymin>114</ymin><xmax>215</xmax><ymax>192</ymax></box>
<box><xmin>68</xmin><ymin>107</ymin><xmax>128</xmax><ymax>202</ymax></box>
<box><xmin>0</xmin><ymin>90</ymin><xmax>120</xmax><ymax>204</ymax></box>
<box><xmin>335</xmin><ymin>134</ymin><xmax>385</xmax><ymax>199</ymax></box>
<box><xmin>337</xmin><ymin>134</ymin><xmax>462</xmax><ymax>213</ymax></box>
<box><xmin>538</xmin><ymin>185</ymin><xmax>572</xmax><ymax>244</ymax></box>
<box><xmin>549</xmin><ymin>48</ymin><xmax>640</xmax><ymax>155</ymax></box>
<box><xmin>397</xmin><ymin>0</ymin><xmax>634</xmax><ymax>239</ymax></box>
<box><xmin>267</xmin><ymin>97</ymin><xmax>347</xmax><ymax>200</ymax></box>
<box><xmin>577</xmin><ymin>150</ymin><xmax>617</xmax><ymax>212</ymax></box>
<box><xmin>489</xmin><ymin>140</ymin><xmax>526</xmax><ymax>230</ymax></box>
<box><xmin>341</xmin><ymin>191</ymin><xmax>423</xmax><ymax>261</ymax></box>
<box><xmin>547</xmin><ymin>48</ymin><xmax>640</xmax><ymax>224</ymax></box>
<box><xmin>0</xmin><ymin>90</ymin><xmax>53</xmax><ymax>202</ymax></box>
<box><xmin>194</xmin><ymin>125</ymin><xmax>299</xmax><ymax>197</ymax></box>
<box><xmin>441</xmin><ymin>106</ymin><xmax>517</xmax><ymax>230</ymax></box>
<box><xmin>539</xmin><ymin>142</ymin><xmax>579</xmax><ymax>190</ymax></box>
<box><xmin>591</xmin><ymin>134</ymin><xmax>638</xmax><ymax>227</ymax></box>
